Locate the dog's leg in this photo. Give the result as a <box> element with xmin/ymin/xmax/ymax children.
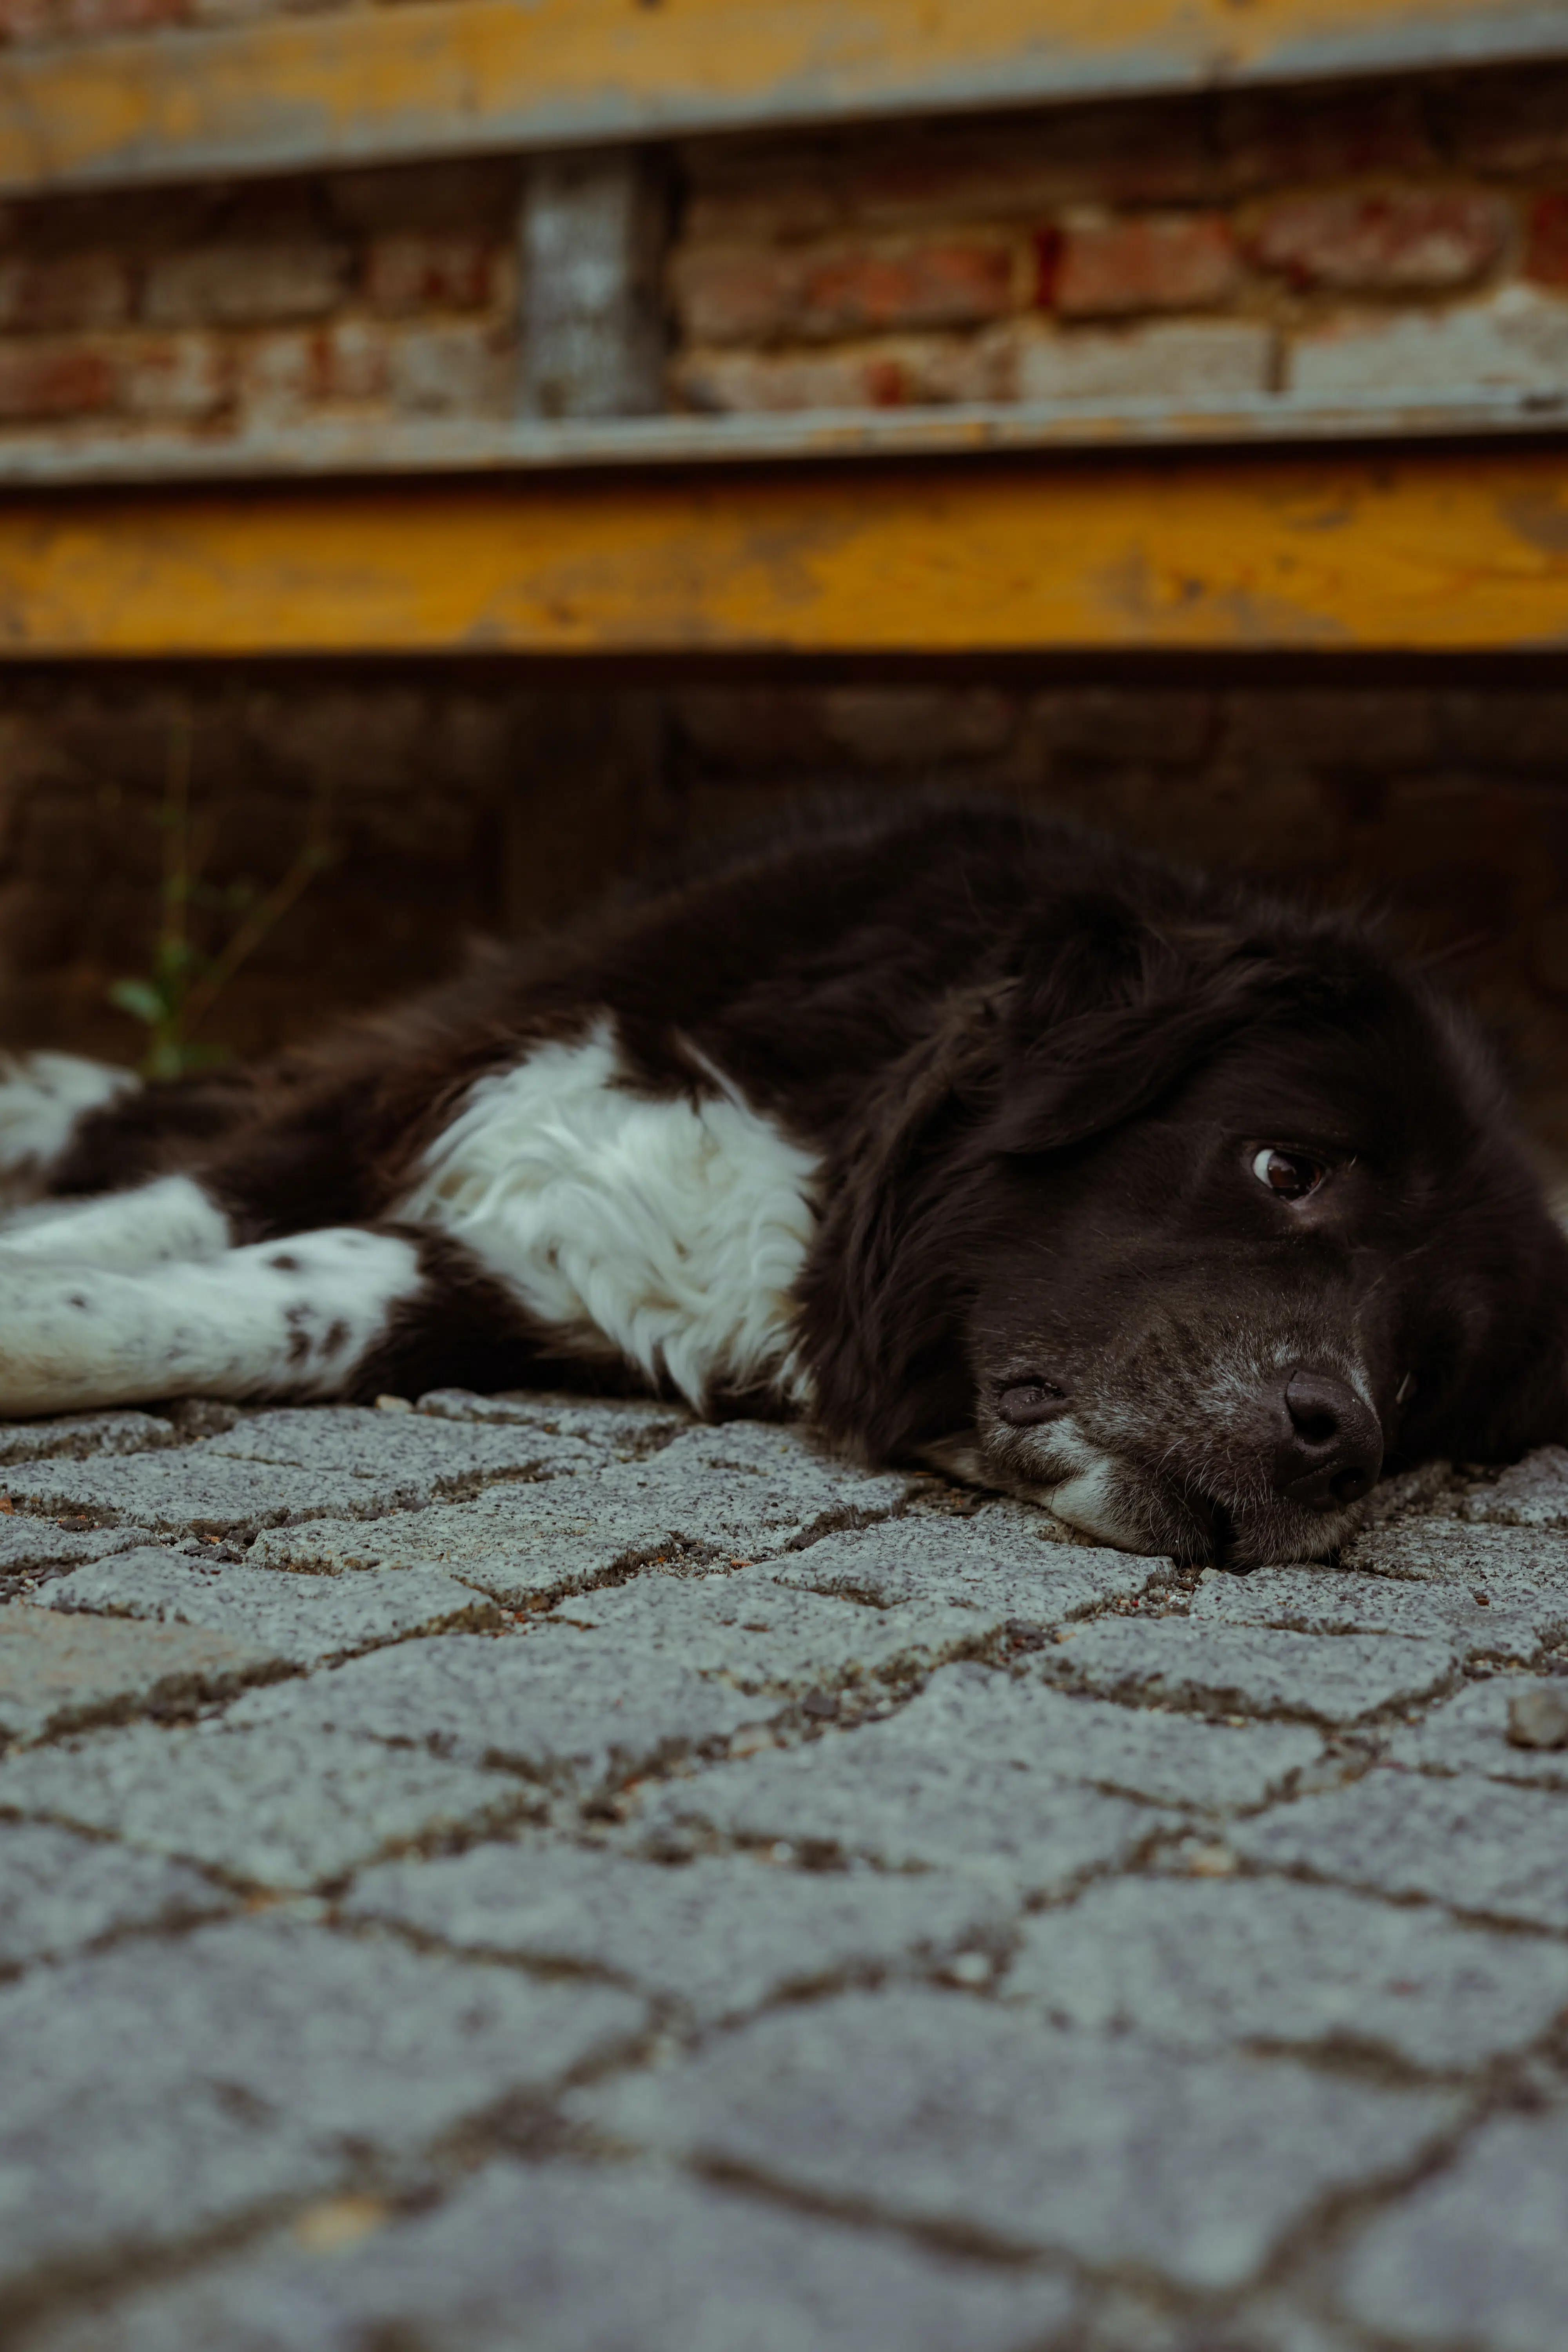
<box><xmin>0</xmin><ymin>1174</ymin><xmax>232</xmax><ymax>1269</ymax></box>
<box><xmin>0</xmin><ymin>1054</ymin><xmax>138</xmax><ymax>1210</ymax></box>
<box><xmin>0</xmin><ymin>1223</ymin><xmax>538</xmax><ymax>1416</ymax></box>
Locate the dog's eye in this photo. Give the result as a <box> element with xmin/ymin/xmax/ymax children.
<box><xmin>998</xmin><ymin>1381</ymin><xmax>1068</xmax><ymax>1426</ymax></box>
<box><xmin>1251</xmin><ymin>1147</ymin><xmax>1328</xmax><ymax>1201</ymax></box>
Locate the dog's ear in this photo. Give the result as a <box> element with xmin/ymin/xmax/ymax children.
<box><xmin>993</xmin><ymin>894</ymin><xmax>1347</xmax><ymax>1156</ymax></box>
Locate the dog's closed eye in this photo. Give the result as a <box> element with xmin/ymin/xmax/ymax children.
<box><xmin>997</xmin><ymin>1380</ymin><xmax>1070</xmax><ymax>1426</ymax></box>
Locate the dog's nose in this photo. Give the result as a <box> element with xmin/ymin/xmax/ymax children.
<box><xmin>1272</xmin><ymin>1367</ymin><xmax>1382</xmax><ymax>1510</ymax></box>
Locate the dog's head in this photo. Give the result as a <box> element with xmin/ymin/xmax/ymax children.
<box><xmin>809</xmin><ymin>888</ymin><xmax>1568</xmax><ymax>1568</ymax></box>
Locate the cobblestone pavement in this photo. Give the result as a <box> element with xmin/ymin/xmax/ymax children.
<box><xmin>2</xmin><ymin>1391</ymin><xmax>1567</xmax><ymax>2350</ymax></box>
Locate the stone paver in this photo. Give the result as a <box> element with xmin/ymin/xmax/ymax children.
<box><xmin>205</xmin><ymin>1403</ymin><xmax>606</xmax><ymax>1487</ymax></box>
<box><xmin>224</xmin><ymin>1628</ymin><xmax>777</xmax><ymax>1793</ymax></box>
<box><xmin>574</xmin><ymin>1989</ymin><xmax>1460</xmax><ymax>2290</ymax></box>
<box><xmin>0</xmin><ymin>1817</ymin><xmax>228</xmax><ymax>1968</ymax></box>
<box><xmin>249</xmin><ymin>1419</ymin><xmax>909</xmax><ymax>1599</ymax></box>
<box><xmin>1040</xmin><ymin>1617</ymin><xmax>1459</xmax><ymax>1723</ymax></box>
<box><xmin>1345</xmin><ymin>1519</ymin><xmax>1568</xmax><ymax>1589</ymax></box>
<box><xmin>0</xmin><ymin>1452</ymin><xmax>436</xmax><ymax>1537</ymax></box>
<box><xmin>0</xmin><ymin>1605</ymin><xmax>276</xmax><ymax>1745</ymax></box>
<box><xmin>1336</xmin><ymin>2111</ymin><xmax>1568</xmax><ymax>2352</ymax></box>
<box><xmin>0</xmin><ymin>1516</ymin><xmax>165</xmax><ymax>1600</ymax></box>
<box><xmin>416</xmin><ymin>1385</ymin><xmax>692</xmax><ymax>1455</ymax></box>
<box><xmin>24</xmin><ymin>2162</ymin><xmax>1082</xmax><ymax>2352</ymax></box>
<box><xmin>769</xmin><ymin>1506</ymin><xmax>1157</xmax><ymax>1621</ymax></box>
<box><xmin>43</xmin><ymin>1544</ymin><xmax>497</xmax><ymax>1663</ymax></box>
<box><xmin>1231</xmin><ymin>1768</ymin><xmax>1568</xmax><ymax>1929</ymax></box>
<box><xmin>639</xmin><ymin>1664</ymin><xmax>1183</xmax><ymax>1891</ymax></box>
<box><xmin>1386</xmin><ymin>1673</ymin><xmax>1568</xmax><ymax>1788</ymax></box>
<box><xmin>245</xmin><ymin>1476</ymin><xmax>660</xmax><ymax>1586</ymax></box>
<box><xmin>1459</xmin><ymin>1443</ymin><xmax>1568</xmax><ymax>1529</ymax></box>
<box><xmin>543</xmin><ymin>1561</ymin><xmax>996</xmax><ymax>1693</ymax></box>
<box><xmin>0</xmin><ymin>1720</ymin><xmax>537</xmax><ymax>1887</ymax></box>
<box><xmin>4</xmin><ymin>1410</ymin><xmax>1568</xmax><ymax>2351</ymax></box>
<box><xmin>1005</xmin><ymin>1875</ymin><xmax>1568</xmax><ymax>2069</ymax></box>
<box><xmin>347</xmin><ymin>1838</ymin><xmax>1017</xmax><ymax>2021</ymax></box>
<box><xmin>0</xmin><ymin>1409</ymin><xmax>180</xmax><ymax>1465</ymax></box>
<box><xmin>0</xmin><ymin>1918</ymin><xmax>644</xmax><ymax>2289</ymax></box>
<box><xmin>1191</xmin><ymin>1561</ymin><xmax>1568</xmax><ymax>1663</ymax></box>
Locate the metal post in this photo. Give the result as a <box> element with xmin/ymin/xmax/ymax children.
<box><xmin>518</xmin><ymin>146</ymin><xmax>668</xmax><ymax>419</ymax></box>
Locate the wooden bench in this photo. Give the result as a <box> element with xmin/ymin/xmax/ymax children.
<box><xmin>4</xmin><ymin>0</ymin><xmax>1566</xmax><ymax>661</ymax></box>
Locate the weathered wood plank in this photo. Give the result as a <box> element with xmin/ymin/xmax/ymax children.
<box><xmin>3</xmin><ymin>447</ymin><xmax>1565</xmax><ymax>657</ymax></box>
<box><xmin>3</xmin><ymin>0</ymin><xmax>1565</xmax><ymax>196</ymax></box>
<box><xmin>2</xmin><ymin>393</ymin><xmax>1565</xmax><ymax>489</ymax></box>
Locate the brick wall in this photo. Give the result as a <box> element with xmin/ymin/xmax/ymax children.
<box><xmin>4</xmin><ymin>65</ymin><xmax>1568</xmax><ymax>444</ymax></box>
<box><xmin>0</xmin><ymin>163</ymin><xmax>519</xmax><ymax>438</ymax></box>
<box><xmin>668</xmin><ymin>74</ymin><xmax>1568</xmax><ymax>416</ymax></box>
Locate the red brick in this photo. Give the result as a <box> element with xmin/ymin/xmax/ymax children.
<box><xmin>671</xmin><ymin>235</ymin><xmax>1020</xmax><ymax>345</ymax></box>
<box><xmin>364</xmin><ymin>234</ymin><xmax>497</xmax><ymax>314</ymax></box>
<box><xmin>1011</xmin><ymin>316</ymin><xmax>1269</xmax><ymax>403</ymax></box>
<box><xmin>0</xmin><ymin>253</ymin><xmax>130</xmax><ymax>334</ymax></box>
<box><xmin>386</xmin><ymin>319</ymin><xmax>510</xmax><ymax>416</ymax></box>
<box><xmin>235</xmin><ymin>321</ymin><xmax>394</xmax><ymax>421</ymax></box>
<box><xmin>1248</xmin><ymin>190</ymin><xmax>1510</xmax><ymax>292</ymax></box>
<box><xmin>321</xmin><ymin>319</ymin><xmax>392</xmax><ymax>403</ymax></box>
<box><xmin>1051</xmin><ymin>213</ymin><xmax>1238</xmax><ymax>318</ymax></box>
<box><xmin>1526</xmin><ymin>194</ymin><xmax>1568</xmax><ymax>289</ymax></box>
<box><xmin>146</xmin><ymin>241</ymin><xmax>348</xmax><ymax>328</ymax></box>
<box><xmin>672</xmin><ymin>330</ymin><xmax>1011</xmax><ymax>413</ymax></box>
<box><xmin>0</xmin><ymin>338</ymin><xmax>114</xmax><ymax>422</ymax></box>
<box><xmin>234</xmin><ymin>328</ymin><xmax>326</xmax><ymax>425</ymax></box>
<box><xmin>116</xmin><ymin>331</ymin><xmax>230</xmax><ymax>420</ymax></box>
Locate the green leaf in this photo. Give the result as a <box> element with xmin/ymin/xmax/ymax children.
<box><xmin>153</xmin><ymin>936</ymin><xmax>199</xmax><ymax>982</ymax></box>
<box><xmin>108</xmin><ymin>979</ymin><xmax>164</xmax><ymax>1026</ymax></box>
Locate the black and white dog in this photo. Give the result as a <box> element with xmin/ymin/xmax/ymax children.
<box><xmin>0</xmin><ymin>798</ymin><xmax>1563</xmax><ymax>1568</ymax></box>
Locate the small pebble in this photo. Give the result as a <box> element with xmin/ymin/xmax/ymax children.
<box><xmin>374</xmin><ymin>1394</ymin><xmax>415</xmax><ymax>1414</ymax></box>
<box><xmin>1506</xmin><ymin>1687</ymin><xmax>1568</xmax><ymax>1750</ymax></box>
<box><xmin>1184</xmin><ymin>1841</ymin><xmax>1239</xmax><ymax>1878</ymax></box>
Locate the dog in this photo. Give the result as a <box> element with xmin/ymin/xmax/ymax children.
<box><xmin>0</xmin><ymin>797</ymin><xmax>1562</xmax><ymax>1568</ymax></box>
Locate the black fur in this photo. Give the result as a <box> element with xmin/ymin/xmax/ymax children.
<box><xmin>52</xmin><ymin>800</ymin><xmax>1568</xmax><ymax>1565</ymax></box>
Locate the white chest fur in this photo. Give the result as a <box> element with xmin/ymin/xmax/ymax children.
<box><xmin>396</xmin><ymin>1022</ymin><xmax>821</xmax><ymax>1410</ymax></box>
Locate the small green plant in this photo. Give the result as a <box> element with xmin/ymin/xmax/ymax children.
<box><xmin>109</xmin><ymin>704</ymin><xmax>337</xmax><ymax>1080</ymax></box>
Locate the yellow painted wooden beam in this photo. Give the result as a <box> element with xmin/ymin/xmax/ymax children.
<box><xmin>4</xmin><ymin>0</ymin><xmax>1565</xmax><ymax>197</ymax></box>
<box><xmin>3</xmin><ymin>446</ymin><xmax>1566</xmax><ymax>657</ymax></box>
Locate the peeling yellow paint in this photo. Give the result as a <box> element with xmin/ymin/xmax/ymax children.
<box><xmin>2</xmin><ymin>449</ymin><xmax>1566</xmax><ymax>657</ymax></box>
<box><xmin>2</xmin><ymin>0</ymin><xmax>1562</xmax><ymax>194</ymax></box>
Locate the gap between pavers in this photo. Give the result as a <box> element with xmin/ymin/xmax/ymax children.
<box><xmin>0</xmin><ymin>1607</ymin><xmax>281</xmax><ymax>1749</ymax></box>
